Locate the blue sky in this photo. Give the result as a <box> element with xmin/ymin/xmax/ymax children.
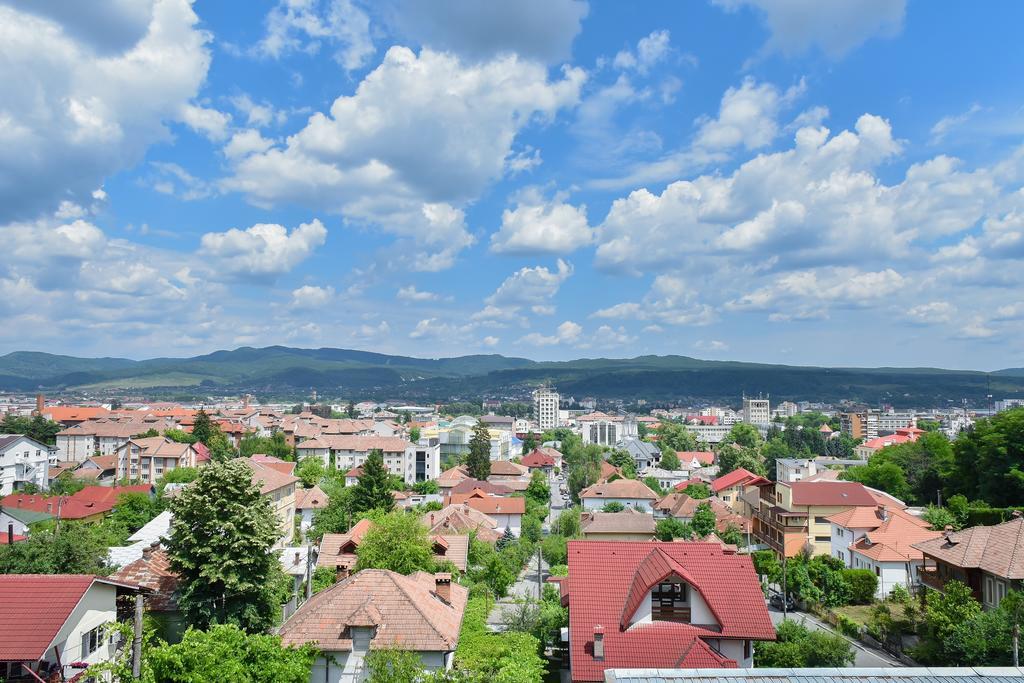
<box><xmin>2</xmin><ymin>0</ymin><xmax>1024</xmax><ymax>369</ymax></box>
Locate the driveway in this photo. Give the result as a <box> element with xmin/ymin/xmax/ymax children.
<box><xmin>767</xmin><ymin>605</ymin><xmax>903</xmax><ymax>667</ymax></box>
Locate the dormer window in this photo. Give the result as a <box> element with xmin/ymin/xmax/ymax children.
<box><xmin>652</xmin><ymin>580</ymin><xmax>691</xmax><ymax>623</ymax></box>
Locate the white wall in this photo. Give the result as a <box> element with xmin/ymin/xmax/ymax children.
<box><xmin>581</xmin><ymin>497</ymin><xmax>653</xmax><ymax>513</ymax></box>
<box><xmin>490</xmin><ymin>512</ymin><xmax>523</xmax><ymax>536</ymax></box>
<box><xmin>310</xmin><ymin>648</ymin><xmax>449</xmax><ymax>683</ymax></box>
<box><xmin>44</xmin><ymin>581</ymin><xmax>119</xmax><ymax>679</ymax></box>
<box><xmin>629</xmin><ymin>580</ymin><xmax>717</xmax><ymax>628</ymax></box>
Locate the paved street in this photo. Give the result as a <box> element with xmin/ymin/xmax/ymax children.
<box><xmin>767</xmin><ymin>605</ymin><xmax>903</xmax><ymax>667</ymax></box>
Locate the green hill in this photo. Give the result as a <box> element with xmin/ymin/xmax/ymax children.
<box><xmin>0</xmin><ymin>346</ymin><xmax>1021</xmax><ymax>406</ymax></box>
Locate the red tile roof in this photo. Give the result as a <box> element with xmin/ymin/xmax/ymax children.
<box><xmin>0</xmin><ymin>533</ymin><xmax>26</xmax><ymax>544</ymax></box>
<box><xmin>111</xmin><ymin>547</ymin><xmax>180</xmax><ymax>611</ymax></box>
<box><xmin>464</xmin><ymin>496</ymin><xmax>525</xmax><ymax>516</ymax></box>
<box><xmin>0</xmin><ymin>575</ymin><xmax>137</xmax><ymax>661</ymax></box>
<box><xmin>710</xmin><ymin>468</ymin><xmax>770</xmax><ymax>493</ymax></box>
<box><xmin>521</xmin><ymin>449</ymin><xmax>556</xmax><ymax>468</ymax></box>
<box><xmin>912</xmin><ymin>516</ymin><xmax>1024</xmax><ymax>579</ymax></box>
<box><xmin>579</xmin><ymin>478</ymin><xmax>659</xmax><ymax>501</ymax></box>
<box><xmin>679</xmin><ymin>451</ymin><xmax>715</xmax><ymax>466</ymax></box>
<box><xmin>1</xmin><ymin>485</ymin><xmax>153</xmax><ymax>520</ymax></box>
<box><xmin>565</xmin><ymin>541</ymin><xmax>774</xmax><ymax>682</ymax></box>
<box><xmin>295</xmin><ymin>485</ymin><xmax>329</xmax><ymax>510</ymax></box>
<box><xmin>786</xmin><ymin>481</ymin><xmax>877</xmax><ymax>507</ymax></box>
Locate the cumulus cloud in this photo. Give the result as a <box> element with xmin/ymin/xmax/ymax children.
<box><xmin>486</xmin><ymin>260</ymin><xmax>573</xmax><ymax>310</ymax></box>
<box><xmin>694</xmin><ymin>77</ymin><xmax>805</xmax><ymax>152</ymax></box>
<box><xmin>291</xmin><ymin>284</ymin><xmax>335</xmax><ymax>308</ymax></box>
<box><xmin>252</xmin><ymin>0</ymin><xmax>374</xmax><ymax>71</ymax></box>
<box><xmin>224</xmin><ymin>47</ymin><xmax>584</xmax><ymax>268</ymax></box>
<box><xmin>178</xmin><ymin>103</ymin><xmax>232</xmax><ymax>141</ymax></box>
<box><xmin>397</xmin><ymin>285</ymin><xmax>441</xmax><ymax>302</ymax></box>
<box><xmin>592</xmin><ymin>275</ymin><xmax>716</xmax><ymax>326</ymax></box>
<box><xmin>613</xmin><ymin>29</ymin><xmax>672</xmax><ymax>74</ymax></box>
<box><xmin>386</xmin><ymin>0</ymin><xmax>588</xmax><ymax>64</ymax></box>
<box><xmin>200</xmin><ymin>219</ymin><xmax>328</xmax><ymax>280</ymax></box>
<box><xmin>713</xmin><ymin>0</ymin><xmax>906</xmax><ymax>59</ymax></box>
<box><xmin>695</xmin><ymin>339</ymin><xmax>729</xmax><ymax>352</ymax></box>
<box><xmin>490</xmin><ymin>190</ymin><xmax>593</xmax><ymax>255</ymax></box>
<box><xmin>0</xmin><ymin>0</ymin><xmax>212</xmax><ymax>221</ymax></box>
<box><xmin>518</xmin><ymin>320</ymin><xmax>583</xmax><ymax>346</ymax></box>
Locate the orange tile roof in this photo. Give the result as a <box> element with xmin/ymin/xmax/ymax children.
<box><xmin>579</xmin><ymin>478</ymin><xmax>659</xmax><ymax>501</ymax></box>
<box><xmin>464</xmin><ymin>496</ymin><xmax>526</xmax><ymax>516</ymax></box>
<box><xmin>295</xmin><ymin>485</ymin><xmax>329</xmax><ymax>510</ymax></box>
<box><xmin>850</xmin><ymin>514</ymin><xmax>942</xmax><ymax>563</ymax></box>
<box><xmin>238</xmin><ymin>456</ymin><xmax>298</xmax><ymax>495</ymax></box>
<box><xmin>279</xmin><ymin>570</ymin><xmax>467</xmax><ymax>652</ymax></box>
<box><xmin>111</xmin><ymin>546</ymin><xmax>179</xmax><ymax>611</ymax></box>
<box><xmin>912</xmin><ymin>515</ymin><xmax>1024</xmax><ymax>579</ymax></box>
<box><xmin>422</xmin><ymin>504</ymin><xmax>501</xmax><ymax>543</ymax></box>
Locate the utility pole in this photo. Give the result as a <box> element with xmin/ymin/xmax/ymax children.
<box><xmin>132</xmin><ymin>593</ymin><xmax>144</xmax><ymax>678</ymax></box>
<box><xmin>305</xmin><ymin>542</ymin><xmax>313</xmax><ymax>601</ymax></box>
<box><xmin>782</xmin><ymin>552</ymin><xmax>788</xmax><ymax>621</ymax></box>
<box><xmin>536</xmin><ymin>547</ymin><xmax>543</xmax><ymax>600</ymax></box>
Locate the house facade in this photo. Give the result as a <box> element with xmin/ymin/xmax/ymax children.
<box><xmin>579</xmin><ymin>478</ymin><xmax>659</xmax><ymax>513</ymax></box>
<box><xmin>296</xmin><ymin>436</ymin><xmax>439</xmax><ymax>485</ymax></box>
<box><xmin>0</xmin><ymin>434</ymin><xmax>51</xmax><ymax>496</ymax></box>
<box><xmin>114</xmin><ymin>436</ymin><xmax>201</xmax><ymax>484</ymax></box>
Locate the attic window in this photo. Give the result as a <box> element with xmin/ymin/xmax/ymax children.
<box><xmin>651</xmin><ymin>580</ymin><xmax>691</xmax><ymax>624</ymax></box>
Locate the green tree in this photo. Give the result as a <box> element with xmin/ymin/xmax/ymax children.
<box><xmin>355</xmin><ymin>510</ymin><xmax>437</xmax><ymax>574</ymax></box>
<box><xmin>657</xmin><ymin>422</ymin><xmax>698</xmax><ymax>452</ymax></box>
<box><xmin>191</xmin><ymin>409</ymin><xmax>215</xmax><ymax>445</ymax></box>
<box><xmin>716</xmin><ymin>444</ymin><xmax>766</xmax><ymax>477</ymax></box>
<box><xmin>659</xmin><ymin>449</ymin><xmax>681</xmax><ymax>471</ymax></box>
<box><xmin>50</xmin><ymin>470</ymin><xmax>86</xmax><ymax>495</ymax></box>
<box><xmin>843</xmin><ymin>568</ymin><xmax>879</xmax><ymax>604</ymax></box>
<box><xmin>525</xmin><ymin>469</ymin><xmax>550</xmax><ymax>506</ymax></box>
<box><xmin>521</xmin><ymin>514</ymin><xmax>542</xmax><ymax>543</ymax></box>
<box><xmin>950</xmin><ymin>408</ymin><xmax>1024</xmax><ymax>506</ymax></box>
<box><xmin>409</xmin><ymin>426</ymin><xmax>421</xmax><ymax>443</ymax></box>
<box><xmin>683</xmin><ymin>482</ymin><xmax>710</xmax><ymax>499</ymax></box>
<box><xmin>295</xmin><ymin>456</ymin><xmax>325</xmax><ymax>488</ymax></box>
<box><xmin>756</xmin><ymin>619</ymin><xmax>855</xmax><ymax>667</ymax></box>
<box><xmin>607</xmin><ymin>449</ymin><xmax>637</xmax><ymax>478</ymax></box>
<box><xmin>146</xmin><ymin>624</ymin><xmax>317</xmax><ymax>683</ymax></box>
<box><xmin>842</xmin><ymin>460</ymin><xmax>912</xmax><ymax>501</ymax></box>
<box><xmin>466</xmin><ymin>423</ymin><xmax>492</xmax><ymax>480</ymax></box>
<box><xmin>351</xmin><ymin>449</ymin><xmax>396</xmax><ymax>514</ymax></box>
<box><xmin>643</xmin><ymin>476</ymin><xmax>665</xmax><ymax>496</ymax></box>
<box><xmin>239</xmin><ymin>431</ymin><xmax>293</xmax><ymax>459</ymax></box>
<box><xmin>761</xmin><ymin>437</ymin><xmax>791</xmax><ymax>481</ymax></box>
<box><xmin>521</xmin><ymin>434</ymin><xmax>537</xmax><ymax>455</ymax></box>
<box><xmin>655</xmin><ymin>517</ymin><xmax>692</xmax><ymax>541</ymax></box>
<box><xmin>922</xmin><ymin>504</ymin><xmax>959</xmax><ymax>531</ymax></box>
<box><xmin>540</xmin><ymin>534</ymin><xmax>568</xmax><ymax>566</ymax></box>
<box><xmin>691</xmin><ymin>501</ymin><xmax>717</xmax><ymax>537</ymax></box>
<box><xmin>552</xmin><ymin>506</ymin><xmax>581</xmax><ymax>538</ymax></box>
<box><xmin>311</xmin><ymin>484</ymin><xmax>356</xmax><ymax>539</ymax></box>
<box><xmin>751</xmin><ymin>550</ymin><xmax>781</xmax><ymax>585</ymax></box>
<box><xmin>163</xmin><ymin>428</ymin><xmax>197</xmax><ymax>444</ymax></box>
<box><xmin>105</xmin><ymin>491</ymin><xmax>161</xmax><ymax>541</ymax></box>
<box><xmin>0</xmin><ymin>522</ymin><xmax>111</xmax><ymax>574</ymax></box>
<box><xmin>166</xmin><ymin>459</ymin><xmax>283</xmax><ymax>632</ymax></box>
<box><xmin>601</xmin><ymin>501</ymin><xmax>625</xmax><ymax>513</ymax></box>
<box><xmin>566</xmin><ymin>442</ymin><xmax>602</xmax><ymax>503</ymax></box>
<box><xmin>723</xmin><ymin>422</ymin><xmax>763</xmax><ymax>449</ymax></box>
<box><xmin>412</xmin><ymin>479</ymin><xmax>440</xmax><ymax>495</ymax></box>
<box><xmin>0</xmin><ymin>413</ymin><xmax>63</xmax><ymax>445</ymax></box>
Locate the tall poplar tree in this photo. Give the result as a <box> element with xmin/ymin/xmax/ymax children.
<box><xmin>466</xmin><ymin>422</ymin><xmax>492</xmax><ymax>480</ymax></box>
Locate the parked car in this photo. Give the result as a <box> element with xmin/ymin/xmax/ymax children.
<box><xmin>768</xmin><ymin>590</ymin><xmax>796</xmax><ymax>612</ymax></box>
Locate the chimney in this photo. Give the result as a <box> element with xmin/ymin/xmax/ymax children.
<box><xmin>35</xmin><ymin>393</ymin><xmax>44</xmax><ymax>415</ymax></box>
<box><xmin>7</xmin><ymin>523</ymin><xmax>13</xmax><ymax>545</ymax></box>
<box><xmin>434</xmin><ymin>573</ymin><xmax>452</xmax><ymax>603</ymax></box>
<box><xmin>593</xmin><ymin>625</ymin><xmax>605</xmax><ymax>660</ymax></box>
<box><xmin>877</xmin><ymin>505</ymin><xmax>888</xmax><ymax>521</ymax></box>
<box><xmin>142</xmin><ymin>542</ymin><xmax>158</xmax><ymax>559</ymax></box>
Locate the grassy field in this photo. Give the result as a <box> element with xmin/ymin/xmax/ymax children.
<box><xmin>835</xmin><ymin>602</ymin><xmax>910</xmax><ymax>625</ymax></box>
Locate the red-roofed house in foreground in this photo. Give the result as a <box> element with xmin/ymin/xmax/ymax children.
<box><xmin>563</xmin><ymin>540</ymin><xmax>774</xmax><ymax>681</ymax></box>
<box><xmin>0</xmin><ymin>574</ymin><xmax>140</xmax><ymax>681</ymax></box>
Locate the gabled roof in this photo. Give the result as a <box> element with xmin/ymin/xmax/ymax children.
<box><xmin>580</xmin><ymin>478</ymin><xmax>659</xmax><ymax>501</ymax></box>
<box><xmin>826</xmin><ymin>504</ymin><xmax>924</xmax><ymax>531</ymax></box>
<box><xmin>464</xmin><ymin>496</ymin><xmax>526</xmax><ymax>516</ymax></box>
<box><xmin>912</xmin><ymin>515</ymin><xmax>1024</xmax><ymax>579</ymax></box>
<box><xmin>0</xmin><ymin>434</ymin><xmax>49</xmax><ymax>451</ymax></box>
<box><xmin>710</xmin><ymin>468</ymin><xmax>769</xmax><ymax>493</ymax></box>
<box><xmin>488</xmin><ymin>460</ymin><xmax>528</xmax><ymax>476</ymax></box>
<box><xmin>1</xmin><ymin>485</ymin><xmax>153</xmax><ymax>520</ymax></box>
<box><xmin>860</xmin><ymin>434</ymin><xmax>912</xmax><ymax>450</ymax></box>
<box><xmin>786</xmin><ymin>481</ymin><xmax>877</xmax><ymax>507</ymax></box>
<box><xmin>295</xmin><ymin>485</ymin><xmax>329</xmax><ymax>510</ymax></box>
<box><xmin>679</xmin><ymin>451</ymin><xmax>715</xmax><ymax>466</ymax></box>
<box><xmin>566</xmin><ymin>541</ymin><xmax>774</xmax><ymax>682</ymax></box>
<box><xmin>423</xmin><ymin>504</ymin><xmax>501</xmax><ymax>543</ymax></box>
<box><xmin>238</xmin><ymin>456</ymin><xmax>298</xmax><ymax>495</ymax></box>
<box><xmin>112</xmin><ymin>547</ymin><xmax>179</xmax><ymax>611</ymax></box>
<box><xmin>295</xmin><ymin>435</ymin><xmax>412</xmax><ymax>453</ymax></box>
<box><xmin>280</xmin><ymin>569</ymin><xmax>467</xmax><ymax>652</ymax></box>
<box><xmin>581</xmin><ymin>510</ymin><xmax>656</xmax><ymax>536</ymax></box>
<box><xmin>521</xmin><ymin>449</ymin><xmax>556</xmax><ymax>468</ymax></box>
<box><xmin>448</xmin><ymin>478</ymin><xmax>513</xmax><ymax>495</ymax></box>
<box><xmin>0</xmin><ymin>574</ymin><xmax>137</xmax><ymax>661</ymax></box>
<box><xmin>851</xmin><ymin>514</ymin><xmax>942</xmax><ymax>563</ymax></box>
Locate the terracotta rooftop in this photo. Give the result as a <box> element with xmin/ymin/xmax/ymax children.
<box><xmin>1</xmin><ymin>484</ymin><xmax>152</xmax><ymax>520</ymax></box>
<box><xmin>710</xmin><ymin>468</ymin><xmax>770</xmax><ymax>493</ymax></box>
<box><xmin>295</xmin><ymin>485</ymin><xmax>329</xmax><ymax>510</ymax></box>
<box><xmin>448</xmin><ymin>478</ymin><xmax>513</xmax><ymax>496</ymax></box>
<box><xmin>238</xmin><ymin>456</ymin><xmax>299</xmax><ymax>495</ymax></box>
<box><xmin>423</xmin><ymin>504</ymin><xmax>501</xmax><ymax>543</ymax></box>
<box><xmin>912</xmin><ymin>515</ymin><xmax>1024</xmax><ymax>579</ymax></box>
<box><xmin>295</xmin><ymin>435</ymin><xmax>412</xmax><ymax>453</ymax></box>
<box><xmin>850</xmin><ymin>514</ymin><xmax>942</xmax><ymax>563</ymax></box>
<box><xmin>111</xmin><ymin>546</ymin><xmax>180</xmax><ymax>611</ymax></box>
<box><xmin>786</xmin><ymin>481</ymin><xmax>878</xmax><ymax>507</ymax></box>
<box><xmin>654</xmin><ymin>495</ymin><xmax>751</xmax><ymax>533</ymax></box>
<box><xmin>521</xmin><ymin>449</ymin><xmax>556</xmax><ymax>468</ymax></box>
<box><xmin>488</xmin><ymin>460</ymin><xmax>528</xmax><ymax>477</ymax></box>
<box><xmin>580</xmin><ymin>510</ymin><xmax>657</xmax><ymax>536</ymax></box>
<box><xmin>463</xmin><ymin>495</ymin><xmax>526</xmax><ymax>516</ymax></box>
<box><xmin>565</xmin><ymin>541</ymin><xmax>774</xmax><ymax>682</ymax></box>
<box><xmin>679</xmin><ymin>451</ymin><xmax>715</xmax><ymax>466</ymax></box>
<box><xmin>279</xmin><ymin>569</ymin><xmax>467</xmax><ymax>652</ymax></box>
<box><xmin>580</xmin><ymin>478</ymin><xmax>659</xmax><ymax>501</ymax></box>
<box><xmin>826</xmin><ymin>504</ymin><xmax>924</xmax><ymax>530</ymax></box>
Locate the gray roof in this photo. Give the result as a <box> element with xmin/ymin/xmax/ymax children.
<box><xmin>604</xmin><ymin>667</ymin><xmax>1024</xmax><ymax>683</ymax></box>
<box><xmin>617</xmin><ymin>437</ymin><xmax>661</xmax><ymax>460</ymax></box>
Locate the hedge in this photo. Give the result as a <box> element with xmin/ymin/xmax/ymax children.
<box><xmin>965</xmin><ymin>507</ymin><xmax>1022</xmax><ymax>526</ymax></box>
<box><xmin>841</xmin><ymin>569</ymin><xmax>878</xmax><ymax>604</ymax></box>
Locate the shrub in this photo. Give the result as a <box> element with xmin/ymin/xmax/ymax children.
<box><xmin>888</xmin><ymin>584</ymin><xmax>911</xmax><ymax>604</ymax></box>
<box><xmin>836</xmin><ymin>613</ymin><xmax>861</xmax><ymax>638</ymax></box>
<box><xmin>842</xmin><ymin>568</ymin><xmax>879</xmax><ymax>605</ymax></box>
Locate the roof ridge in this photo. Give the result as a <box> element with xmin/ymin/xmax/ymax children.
<box><xmin>388</xmin><ymin>571</ymin><xmax>453</xmax><ymax>648</ymax></box>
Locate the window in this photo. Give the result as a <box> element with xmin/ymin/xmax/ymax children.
<box><xmin>651</xmin><ymin>581</ymin><xmax>691</xmax><ymax>623</ymax></box>
<box><xmin>815</xmin><ymin>536</ymin><xmax>831</xmax><ymax>543</ymax></box>
<box><xmin>815</xmin><ymin>516</ymin><xmax>830</xmax><ymax>525</ymax></box>
<box><xmin>81</xmin><ymin>624</ymin><xmax>106</xmax><ymax>657</ymax></box>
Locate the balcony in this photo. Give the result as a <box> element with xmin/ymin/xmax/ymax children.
<box><xmin>919</xmin><ymin>566</ymin><xmax>945</xmax><ymax>593</ymax></box>
<box><xmin>652</xmin><ymin>605</ymin><xmax>692</xmax><ymax>623</ymax></box>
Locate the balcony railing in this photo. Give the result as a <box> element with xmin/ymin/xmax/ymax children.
<box><xmin>918</xmin><ymin>567</ymin><xmax>945</xmax><ymax>592</ymax></box>
<box><xmin>652</xmin><ymin>605</ymin><xmax>691</xmax><ymax>623</ymax></box>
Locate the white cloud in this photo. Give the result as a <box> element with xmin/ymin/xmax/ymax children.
<box><xmin>200</xmin><ymin>219</ymin><xmax>328</xmax><ymax>280</ymax></box>
<box><xmin>930</xmin><ymin>104</ymin><xmax>983</xmax><ymax>144</ymax></box>
<box><xmin>291</xmin><ymin>284</ymin><xmax>335</xmax><ymax>308</ymax></box>
<box><xmin>387</xmin><ymin>0</ymin><xmax>588</xmax><ymax>64</ymax></box>
<box><xmin>613</xmin><ymin>29</ymin><xmax>672</xmax><ymax>74</ymax></box>
<box><xmin>592</xmin><ymin>275</ymin><xmax>716</xmax><ymax>326</ymax></box>
<box><xmin>958</xmin><ymin>318</ymin><xmax>996</xmax><ymax>339</ymax></box>
<box><xmin>486</xmin><ymin>260</ymin><xmax>573</xmax><ymax>309</ymax></box>
<box><xmin>148</xmin><ymin>161</ymin><xmax>215</xmax><ymax>200</ymax></box>
<box><xmin>0</xmin><ymin>0</ymin><xmax>212</xmax><ymax>221</ymax></box>
<box><xmin>695</xmin><ymin>339</ymin><xmax>729</xmax><ymax>352</ymax></box>
<box><xmin>178</xmin><ymin>103</ymin><xmax>232</xmax><ymax>141</ymax></box>
<box><xmin>225</xmin><ymin>47</ymin><xmax>584</xmax><ymax>269</ymax></box>
<box><xmin>397</xmin><ymin>285</ymin><xmax>440</xmax><ymax>302</ymax></box>
<box><xmin>907</xmin><ymin>301</ymin><xmax>956</xmax><ymax>324</ymax></box>
<box><xmin>230</xmin><ymin>94</ymin><xmax>288</xmax><ymax>128</ymax></box>
<box><xmin>253</xmin><ymin>0</ymin><xmax>374</xmax><ymax>71</ymax></box>
<box><xmin>352</xmin><ymin>320</ymin><xmax>391</xmax><ymax>340</ymax></box>
<box><xmin>518</xmin><ymin>320</ymin><xmax>583</xmax><ymax>346</ymax></box>
<box><xmin>491</xmin><ymin>190</ymin><xmax>593</xmax><ymax>255</ymax></box>
<box><xmin>713</xmin><ymin>0</ymin><xmax>906</xmax><ymax>59</ymax></box>
<box><xmin>482</xmin><ymin>335</ymin><xmax>499</xmax><ymax>347</ymax></box>
<box><xmin>409</xmin><ymin>317</ymin><xmax>469</xmax><ymax>340</ymax></box>
<box><xmin>694</xmin><ymin>77</ymin><xmax>805</xmax><ymax>152</ymax></box>
<box><xmin>224</xmin><ymin>129</ymin><xmax>275</xmax><ymax>160</ymax></box>
<box><xmin>592</xmin><ymin>324</ymin><xmax>637</xmax><ymax>347</ymax></box>
<box><xmin>727</xmin><ymin>267</ymin><xmax>906</xmax><ymax>320</ymax></box>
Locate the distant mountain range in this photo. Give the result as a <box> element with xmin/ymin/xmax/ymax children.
<box><xmin>1</xmin><ymin>346</ymin><xmax>1023</xmax><ymax>406</ymax></box>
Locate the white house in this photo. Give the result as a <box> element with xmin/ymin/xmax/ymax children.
<box><xmin>641</xmin><ymin>466</ymin><xmax>690</xmax><ymax>492</ymax></box>
<box><xmin>279</xmin><ymin>570</ymin><xmax>468</xmax><ymax>683</ymax></box>
<box><xmin>0</xmin><ymin>434</ymin><xmax>51</xmax><ymax>495</ymax></box>
<box><xmin>827</xmin><ymin>505</ymin><xmax>940</xmax><ymax>598</ymax></box>
<box><xmin>0</xmin><ymin>574</ymin><xmax>139</xmax><ymax>681</ymax></box>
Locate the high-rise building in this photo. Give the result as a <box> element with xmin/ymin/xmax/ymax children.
<box><xmin>533</xmin><ymin>386</ymin><xmax>560</xmax><ymax>431</ymax></box>
<box><xmin>742</xmin><ymin>396</ymin><xmax>770</xmax><ymax>426</ymax></box>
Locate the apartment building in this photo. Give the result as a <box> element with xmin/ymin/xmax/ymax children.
<box><xmin>742</xmin><ymin>396</ymin><xmax>770</xmax><ymax>426</ymax></box>
<box><xmin>533</xmin><ymin>386</ymin><xmax>560</xmax><ymax>430</ymax></box>
<box><xmin>295</xmin><ymin>435</ymin><xmax>440</xmax><ymax>485</ymax></box>
<box><xmin>0</xmin><ymin>434</ymin><xmax>51</xmax><ymax>496</ymax></box>
<box><xmin>114</xmin><ymin>437</ymin><xmax>201</xmax><ymax>484</ymax></box>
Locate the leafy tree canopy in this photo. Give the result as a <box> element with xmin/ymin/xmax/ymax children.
<box><xmin>354</xmin><ymin>510</ymin><xmax>437</xmax><ymax>575</ymax></box>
